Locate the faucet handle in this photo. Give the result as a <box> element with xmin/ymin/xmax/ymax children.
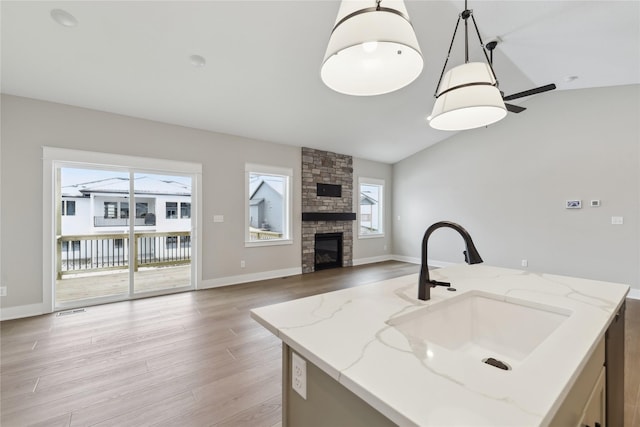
<box><xmin>429</xmin><ymin>279</ymin><xmax>451</xmax><ymax>287</ymax></box>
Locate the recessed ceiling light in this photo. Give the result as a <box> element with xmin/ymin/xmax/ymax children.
<box><xmin>50</xmin><ymin>9</ymin><xmax>78</xmax><ymax>28</ymax></box>
<box><xmin>189</xmin><ymin>55</ymin><xmax>206</xmax><ymax>68</ymax></box>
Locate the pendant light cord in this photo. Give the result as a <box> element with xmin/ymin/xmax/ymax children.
<box><xmin>433</xmin><ymin>0</ymin><xmax>501</xmax><ymax>97</ymax></box>
<box><xmin>470</xmin><ymin>13</ymin><xmax>499</xmax><ymax>84</ymax></box>
<box><xmin>433</xmin><ymin>15</ymin><xmax>462</xmax><ymax>97</ymax></box>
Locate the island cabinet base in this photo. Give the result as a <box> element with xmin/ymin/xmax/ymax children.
<box><xmin>282</xmin><ymin>344</ymin><xmax>396</xmax><ymax>427</ymax></box>
<box><xmin>549</xmin><ymin>337</ymin><xmax>606</xmax><ymax>427</ymax></box>
<box><xmin>549</xmin><ymin>301</ymin><xmax>625</xmax><ymax>427</ymax></box>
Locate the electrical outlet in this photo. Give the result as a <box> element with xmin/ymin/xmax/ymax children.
<box><xmin>521</xmin><ymin>259</ymin><xmax>528</xmax><ymax>268</ymax></box>
<box><xmin>240</xmin><ymin>260</ymin><xmax>246</xmax><ymax>268</ymax></box>
<box><xmin>0</xmin><ymin>287</ymin><xmax>6</xmax><ymax>297</ymax></box>
<box><xmin>291</xmin><ymin>351</ymin><xmax>307</xmax><ymax>399</ymax></box>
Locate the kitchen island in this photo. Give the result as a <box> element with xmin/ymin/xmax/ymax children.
<box><xmin>251</xmin><ymin>264</ymin><xmax>629</xmax><ymax>426</ymax></box>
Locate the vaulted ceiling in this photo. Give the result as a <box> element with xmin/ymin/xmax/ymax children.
<box><xmin>2</xmin><ymin>1</ymin><xmax>639</xmax><ymax>163</ymax></box>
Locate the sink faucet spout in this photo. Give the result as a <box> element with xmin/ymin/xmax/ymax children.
<box><xmin>419</xmin><ymin>221</ymin><xmax>483</xmax><ymax>301</ymax></box>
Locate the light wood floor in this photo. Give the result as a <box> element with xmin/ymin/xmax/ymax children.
<box><xmin>2</xmin><ymin>261</ymin><xmax>639</xmax><ymax>426</ymax></box>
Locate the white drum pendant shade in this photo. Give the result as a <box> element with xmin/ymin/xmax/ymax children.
<box><xmin>429</xmin><ymin>62</ymin><xmax>507</xmax><ymax>131</ymax></box>
<box><xmin>321</xmin><ymin>0</ymin><xmax>423</xmax><ymax>96</ymax></box>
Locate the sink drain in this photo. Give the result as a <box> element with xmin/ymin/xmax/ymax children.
<box><xmin>482</xmin><ymin>357</ymin><xmax>511</xmax><ymax>371</ymax></box>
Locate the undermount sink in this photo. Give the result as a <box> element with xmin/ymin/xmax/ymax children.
<box><xmin>387</xmin><ymin>291</ymin><xmax>571</xmax><ymax>367</ymax></box>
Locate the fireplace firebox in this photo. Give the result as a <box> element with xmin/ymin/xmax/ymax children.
<box><xmin>314</xmin><ymin>233</ymin><xmax>343</xmax><ymax>270</ymax></box>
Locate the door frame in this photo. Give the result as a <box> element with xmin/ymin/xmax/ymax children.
<box><xmin>43</xmin><ymin>146</ymin><xmax>202</xmax><ymax>313</ymax></box>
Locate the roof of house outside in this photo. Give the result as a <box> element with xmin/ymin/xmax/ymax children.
<box><xmin>249</xmin><ymin>177</ymin><xmax>284</xmax><ymax>200</ymax></box>
<box><xmin>360</xmin><ymin>191</ymin><xmax>378</xmax><ymax>205</ymax></box>
<box><xmin>360</xmin><ymin>194</ymin><xmax>376</xmax><ymax>205</ymax></box>
<box><xmin>62</xmin><ymin>176</ymin><xmax>191</xmax><ymax>197</ymax></box>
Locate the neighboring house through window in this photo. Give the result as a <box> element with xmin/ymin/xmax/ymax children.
<box><xmin>246</xmin><ymin>163</ymin><xmax>292</xmax><ymax>246</ymax></box>
<box><xmin>61</xmin><ymin>200</ymin><xmax>76</xmax><ymax>216</ymax></box>
<box><xmin>180</xmin><ymin>202</ymin><xmax>191</xmax><ymax>219</ymax></box>
<box><xmin>120</xmin><ymin>202</ymin><xmax>129</xmax><ymax>218</ymax></box>
<box><xmin>359</xmin><ymin>178</ymin><xmax>384</xmax><ymax>237</ymax></box>
<box><xmin>104</xmin><ymin>202</ymin><xmax>117</xmax><ymax>218</ymax></box>
<box><xmin>166</xmin><ymin>202</ymin><xmax>178</xmax><ymax>219</ymax></box>
<box><xmin>136</xmin><ymin>202</ymin><xmax>148</xmax><ymax>218</ymax></box>
<box><xmin>166</xmin><ymin>236</ymin><xmax>177</xmax><ymax>249</ymax></box>
<box><xmin>62</xmin><ymin>240</ymin><xmax>81</xmax><ymax>252</ymax></box>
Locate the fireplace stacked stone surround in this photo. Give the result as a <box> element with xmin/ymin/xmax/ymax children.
<box><xmin>302</xmin><ymin>147</ymin><xmax>354</xmax><ymax>273</ymax></box>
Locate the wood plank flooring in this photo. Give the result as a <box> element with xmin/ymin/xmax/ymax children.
<box><xmin>2</xmin><ymin>261</ymin><xmax>639</xmax><ymax>426</ymax></box>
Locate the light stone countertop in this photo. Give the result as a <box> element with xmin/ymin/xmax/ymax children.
<box><xmin>250</xmin><ymin>264</ymin><xmax>629</xmax><ymax>426</ymax></box>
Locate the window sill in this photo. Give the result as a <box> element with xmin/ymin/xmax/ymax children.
<box><xmin>358</xmin><ymin>233</ymin><xmax>385</xmax><ymax>240</ymax></box>
<box><xmin>245</xmin><ymin>239</ymin><xmax>293</xmax><ymax>248</ymax></box>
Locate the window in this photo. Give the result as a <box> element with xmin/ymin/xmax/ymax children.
<box><xmin>166</xmin><ymin>236</ymin><xmax>177</xmax><ymax>249</ymax></box>
<box><xmin>136</xmin><ymin>202</ymin><xmax>148</xmax><ymax>218</ymax></box>
<box><xmin>166</xmin><ymin>202</ymin><xmax>178</xmax><ymax>219</ymax></box>
<box><xmin>180</xmin><ymin>202</ymin><xmax>191</xmax><ymax>219</ymax></box>
<box><xmin>61</xmin><ymin>200</ymin><xmax>76</xmax><ymax>216</ymax></box>
<box><xmin>114</xmin><ymin>238</ymin><xmax>124</xmax><ymax>249</ymax></box>
<box><xmin>245</xmin><ymin>164</ymin><xmax>292</xmax><ymax>246</ymax></box>
<box><xmin>104</xmin><ymin>202</ymin><xmax>117</xmax><ymax>219</ymax></box>
<box><xmin>180</xmin><ymin>235</ymin><xmax>191</xmax><ymax>248</ymax></box>
<box><xmin>120</xmin><ymin>202</ymin><xmax>129</xmax><ymax>219</ymax></box>
<box><xmin>359</xmin><ymin>178</ymin><xmax>384</xmax><ymax>237</ymax></box>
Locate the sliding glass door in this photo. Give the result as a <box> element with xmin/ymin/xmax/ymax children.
<box><xmin>132</xmin><ymin>171</ymin><xmax>191</xmax><ymax>294</ymax></box>
<box><xmin>55</xmin><ymin>165</ymin><xmax>194</xmax><ymax>309</ymax></box>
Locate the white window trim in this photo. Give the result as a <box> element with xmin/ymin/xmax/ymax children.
<box><xmin>245</xmin><ymin>163</ymin><xmax>293</xmax><ymax>247</ymax></box>
<box><xmin>358</xmin><ymin>177</ymin><xmax>385</xmax><ymax>239</ymax></box>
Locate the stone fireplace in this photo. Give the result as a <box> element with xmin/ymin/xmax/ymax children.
<box><xmin>301</xmin><ymin>147</ymin><xmax>355</xmax><ymax>273</ymax></box>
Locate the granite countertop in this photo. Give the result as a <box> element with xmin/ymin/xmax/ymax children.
<box><xmin>250</xmin><ymin>264</ymin><xmax>629</xmax><ymax>426</ymax></box>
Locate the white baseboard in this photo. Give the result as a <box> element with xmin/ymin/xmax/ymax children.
<box><xmin>391</xmin><ymin>254</ymin><xmax>420</xmax><ymax>264</ymax></box>
<box><xmin>628</xmin><ymin>288</ymin><xmax>640</xmax><ymax>300</ymax></box>
<box><xmin>199</xmin><ymin>267</ymin><xmax>303</xmax><ymax>290</ymax></box>
<box><xmin>352</xmin><ymin>255</ymin><xmax>393</xmax><ymax>266</ymax></box>
<box><xmin>0</xmin><ymin>303</ymin><xmax>46</xmax><ymax>321</ymax></box>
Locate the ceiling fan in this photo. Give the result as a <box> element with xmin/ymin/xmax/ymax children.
<box><xmin>485</xmin><ymin>40</ymin><xmax>557</xmax><ymax>114</ymax></box>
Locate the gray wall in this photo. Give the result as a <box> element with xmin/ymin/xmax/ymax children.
<box><xmin>352</xmin><ymin>157</ymin><xmax>393</xmax><ymax>263</ymax></box>
<box><xmin>0</xmin><ymin>94</ymin><xmax>391</xmax><ymax>312</ymax></box>
<box><xmin>392</xmin><ymin>85</ymin><xmax>640</xmax><ymax>290</ymax></box>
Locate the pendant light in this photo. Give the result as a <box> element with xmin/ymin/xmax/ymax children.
<box><xmin>428</xmin><ymin>0</ymin><xmax>506</xmax><ymax>131</ymax></box>
<box><xmin>321</xmin><ymin>0</ymin><xmax>423</xmax><ymax>96</ymax></box>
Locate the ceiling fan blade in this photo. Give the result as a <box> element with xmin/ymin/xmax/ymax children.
<box><xmin>503</xmin><ymin>83</ymin><xmax>557</xmax><ymax>101</ymax></box>
<box><xmin>505</xmin><ymin>103</ymin><xmax>526</xmax><ymax>113</ymax></box>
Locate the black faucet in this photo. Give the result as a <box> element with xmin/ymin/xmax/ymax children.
<box><xmin>418</xmin><ymin>221</ymin><xmax>483</xmax><ymax>301</ymax></box>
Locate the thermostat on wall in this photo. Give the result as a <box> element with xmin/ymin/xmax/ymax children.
<box><xmin>590</xmin><ymin>200</ymin><xmax>601</xmax><ymax>207</ymax></box>
<box><xmin>566</xmin><ymin>200</ymin><xmax>582</xmax><ymax>209</ymax></box>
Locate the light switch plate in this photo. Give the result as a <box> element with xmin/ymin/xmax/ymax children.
<box><xmin>213</xmin><ymin>215</ymin><xmax>224</xmax><ymax>223</ymax></box>
<box><xmin>612</xmin><ymin>216</ymin><xmax>623</xmax><ymax>225</ymax></box>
